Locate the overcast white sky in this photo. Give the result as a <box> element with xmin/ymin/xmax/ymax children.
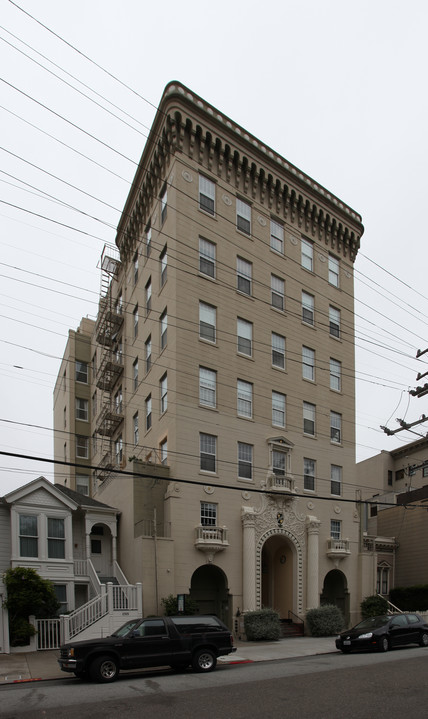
<box><xmin>1</xmin><ymin>0</ymin><xmax>427</xmax><ymax>495</ymax></box>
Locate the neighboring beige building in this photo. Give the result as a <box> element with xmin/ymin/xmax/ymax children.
<box><xmin>54</xmin><ymin>81</ymin><xmax>369</xmax><ymax>630</ymax></box>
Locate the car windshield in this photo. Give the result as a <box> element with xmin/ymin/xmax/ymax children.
<box><xmin>353</xmin><ymin>615</ymin><xmax>390</xmax><ymax>631</ymax></box>
<box><xmin>111</xmin><ymin>620</ymin><xmax>141</xmax><ymax>637</ymax></box>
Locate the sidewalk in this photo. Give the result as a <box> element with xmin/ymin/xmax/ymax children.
<box><xmin>0</xmin><ymin>637</ymin><xmax>337</xmax><ymax>684</ymax></box>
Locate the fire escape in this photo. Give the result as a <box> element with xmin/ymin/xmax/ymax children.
<box><xmin>95</xmin><ymin>245</ymin><xmax>124</xmax><ymax>481</ymax></box>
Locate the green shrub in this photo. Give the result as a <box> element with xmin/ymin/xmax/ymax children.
<box><xmin>360</xmin><ymin>594</ymin><xmax>389</xmax><ymax>618</ymax></box>
<box><xmin>160</xmin><ymin>594</ymin><xmax>198</xmax><ymax>616</ymax></box>
<box><xmin>244</xmin><ymin>609</ymin><xmax>281</xmax><ymax>641</ymax></box>
<box><xmin>306</xmin><ymin>605</ymin><xmax>344</xmax><ymax>636</ymax></box>
<box><xmin>389</xmin><ymin>585</ymin><xmax>428</xmax><ymax>611</ymax></box>
<box><xmin>3</xmin><ymin>567</ymin><xmax>60</xmax><ymax>646</ymax></box>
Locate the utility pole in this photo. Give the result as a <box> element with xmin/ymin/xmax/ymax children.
<box><xmin>381</xmin><ymin>347</ymin><xmax>428</xmax><ymax>436</ymax></box>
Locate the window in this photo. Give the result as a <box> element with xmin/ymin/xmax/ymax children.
<box><xmin>388</xmin><ymin>470</ymin><xmax>393</xmax><ymax>486</ymax></box>
<box><xmin>200</xmin><ymin>433</ymin><xmax>216</xmax><ymax>473</ymax></box>
<box><xmin>238</xmin><ymin>442</ymin><xmax>253</xmax><ymax>479</ymax></box>
<box><xmin>133</xmin><ymin>358</ymin><xmax>138</xmax><ymax>391</ymax></box>
<box><xmin>199</xmin><ymin>175</ymin><xmax>215</xmax><ymax>215</ymax></box>
<box><xmin>145</xmin><ymin>278</ymin><xmax>152</xmax><ymax>315</ymax></box>
<box><xmin>160</xmin><ymin>438</ymin><xmax>167</xmax><ymax>465</ymax></box>
<box><xmin>199</xmin><ymin>367</ymin><xmax>216</xmax><ymax>408</ymax></box>
<box><xmin>329</xmin><ymin>306</ymin><xmax>341</xmax><ymax>338</ymax></box>
<box><xmin>76</xmin><ymin>398</ymin><xmax>88</xmax><ymax>422</ymax></box>
<box><xmin>395</xmin><ymin>468</ymin><xmax>405</xmax><ymax>481</ymax></box>
<box><xmin>115</xmin><ymin>435</ymin><xmax>123</xmax><ymax>465</ymax></box>
<box><xmin>53</xmin><ymin>585</ymin><xmax>67</xmax><ymax>615</ymax></box>
<box><xmin>92</xmin><ymin>431</ymin><xmax>97</xmax><ymax>455</ymax></box>
<box><xmin>146</xmin><ymin>224</ymin><xmax>152</xmax><ymax>258</ymax></box>
<box><xmin>199</xmin><ymin>302</ymin><xmax>216</xmax><ymax>343</ymax></box>
<box><xmin>330</xmin><ymin>519</ymin><xmax>341</xmax><ymax>540</ymax></box>
<box><xmin>301</xmin><ymin>238</ymin><xmax>313</xmax><ymax>271</ymax></box>
<box><xmin>270</xmin><ymin>219</ymin><xmax>284</xmax><ymax>253</ymax></box>
<box><xmin>272</xmin><ymin>332</ymin><xmax>285</xmax><ymax>369</ymax></box>
<box><xmin>115</xmin><ymin>291</ymin><xmax>123</xmax><ymax>316</ymax></box>
<box><xmin>133</xmin><ymin>305</ymin><xmax>139</xmax><ymax>339</ymax></box>
<box><xmin>377</xmin><ymin>565</ymin><xmax>390</xmax><ymax>595</ymax></box>
<box><xmin>145</xmin><ymin>395</ymin><xmax>152</xmax><ymax>431</ymax></box>
<box><xmin>76</xmin><ymin>436</ymin><xmax>88</xmax><ymax>458</ymax></box>
<box><xmin>133</xmin><ymin>252</ymin><xmax>138</xmax><ymax>285</ymax></box>
<box><xmin>271</xmin><ymin>275</ymin><xmax>285</xmax><ymax>310</ymax></box>
<box><xmin>330</xmin><ymin>411</ymin><xmax>342</xmax><ymax>444</ymax></box>
<box><xmin>114</xmin><ymin>386</ymin><xmax>123</xmax><ymax>414</ymax></box>
<box><xmin>160</xmin><ymin>246</ymin><xmax>167</xmax><ymax>286</ymax></box>
<box><xmin>160</xmin><ymin>309</ymin><xmax>167</xmax><ymax>350</ymax></box>
<box><xmin>75</xmin><ymin>361</ymin><xmax>88</xmax><ymax>383</ymax></box>
<box><xmin>201</xmin><ymin>501</ymin><xmax>217</xmax><ymax>526</ymax></box>
<box><xmin>237</xmin><ymin>318</ymin><xmax>252</xmax><ymax>356</ymax></box>
<box><xmin>331</xmin><ymin>464</ymin><xmax>342</xmax><ymax>495</ymax></box>
<box><xmin>330</xmin><ymin>358</ymin><xmax>341</xmax><ymax>391</ymax></box>
<box><xmin>272</xmin><ymin>449</ymin><xmax>286</xmax><ymax>475</ymax></box>
<box><xmin>47</xmin><ymin>518</ymin><xmax>65</xmax><ymax>559</ymax></box>
<box><xmin>199</xmin><ymin>238</ymin><xmax>216</xmax><ymax>278</ymax></box>
<box><xmin>304</xmin><ymin>458</ymin><xmax>315</xmax><ymax>491</ymax></box>
<box><xmin>160</xmin><ymin>185</ymin><xmax>167</xmax><ymax>224</ymax></box>
<box><xmin>19</xmin><ymin>514</ymin><xmax>38</xmax><ymax>557</ymax></box>
<box><xmin>423</xmin><ymin>465</ymin><xmax>428</xmax><ymax>478</ymax></box>
<box><xmin>302</xmin><ymin>291</ymin><xmax>314</xmax><ymax>325</ymax></box>
<box><xmin>92</xmin><ymin>351</ymin><xmax>97</xmax><ymax>377</ymax></box>
<box><xmin>236</xmin><ymin>198</ymin><xmax>251</xmax><ymax>235</ymax></box>
<box><xmin>145</xmin><ymin>336</ymin><xmax>152</xmax><ymax>373</ymax></box>
<box><xmin>92</xmin><ymin>391</ymin><xmax>97</xmax><ymax>418</ymax></box>
<box><xmin>237</xmin><ymin>380</ymin><xmax>253</xmax><ymax>418</ymax></box>
<box><xmin>62</xmin><ymin>369</ymin><xmax>66</xmax><ymax>392</ymax></box>
<box><xmin>302</xmin><ymin>346</ymin><xmax>315</xmax><ymax>381</ymax></box>
<box><xmin>160</xmin><ymin>373</ymin><xmax>167</xmax><ymax>413</ymax></box>
<box><xmin>76</xmin><ymin>474</ymin><xmax>89</xmax><ymax>495</ymax></box>
<box><xmin>133</xmin><ymin>412</ymin><xmax>139</xmax><ymax>445</ymax></box>
<box><xmin>63</xmin><ymin>406</ymin><xmax>66</xmax><ymax>428</ymax></box>
<box><xmin>113</xmin><ymin>337</ymin><xmax>122</xmax><ymax>364</ymax></box>
<box><xmin>272</xmin><ymin>391</ymin><xmax>286</xmax><ymax>428</ymax></box>
<box><xmin>303</xmin><ymin>402</ymin><xmax>316</xmax><ymax>436</ymax></box>
<box><xmin>328</xmin><ymin>255</ymin><xmax>339</xmax><ymax>287</ymax></box>
<box><xmin>237</xmin><ymin>257</ymin><xmax>252</xmax><ymax>295</ymax></box>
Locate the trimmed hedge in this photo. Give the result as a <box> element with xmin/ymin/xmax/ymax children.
<box><xmin>360</xmin><ymin>595</ymin><xmax>389</xmax><ymax>618</ymax></box>
<box><xmin>306</xmin><ymin>605</ymin><xmax>344</xmax><ymax>636</ymax></box>
<box><xmin>244</xmin><ymin>609</ymin><xmax>281</xmax><ymax>641</ymax></box>
<box><xmin>389</xmin><ymin>585</ymin><xmax>428</xmax><ymax>611</ymax></box>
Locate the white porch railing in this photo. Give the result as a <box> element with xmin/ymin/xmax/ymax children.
<box><xmin>35</xmin><ymin>618</ymin><xmax>61</xmax><ymax>650</ymax></box>
<box><xmin>63</xmin><ymin>589</ymin><xmax>109</xmax><ymax>640</ymax></box>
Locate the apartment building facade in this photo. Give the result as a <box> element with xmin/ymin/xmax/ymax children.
<box><xmin>55</xmin><ymin>82</ymin><xmax>367</xmax><ymax>629</ymax></box>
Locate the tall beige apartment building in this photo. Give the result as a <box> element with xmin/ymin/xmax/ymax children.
<box><xmin>54</xmin><ymin>82</ymin><xmax>367</xmax><ymax>629</ymax></box>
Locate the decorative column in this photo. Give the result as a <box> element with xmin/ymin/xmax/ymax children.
<box><xmin>306</xmin><ymin>516</ymin><xmax>321</xmax><ymax>610</ymax></box>
<box><xmin>242</xmin><ymin>507</ymin><xmax>257</xmax><ymax>612</ymax></box>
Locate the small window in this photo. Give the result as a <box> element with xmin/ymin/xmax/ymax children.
<box><xmin>238</xmin><ymin>442</ymin><xmax>253</xmax><ymax>479</ymax></box>
<box><xmin>160</xmin><ymin>186</ymin><xmax>167</xmax><ymax>225</ymax></box>
<box><xmin>388</xmin><ymin>470</ymin><xmax>393</xmax><ymax>486</ymax></box>
<box><xmin>237</xmin><ymin>380</ymin><xmax>253</xmax><ymax>418</ymax></box>
<box><xmin>199</xmin><ymin>175</ymin><xmax>215</xmax><ymax>215</ymax></box>
<box><xmin>133</xmin><ymin>252</ymin><xmax>138</xmax><ymax>285</ymax></box>
<box><xmin>133</xmin><ymin>412</ymin><xmax>139</xmax><ymax>445</ymax></box>
<box><xmin>75</xmin><ymin>361</ymin><xmax>88</xmax><ymax>384</ymax></box>
<box><xmin>76</xmin><ymin>398</ymin><xmax>88</xmax><ymax>422</ymax></box>
<box><xmin>160</xmin><ymin>309</ymin><xmax>167</xmax><ymax>350</ymax></box>
<box><xmin>199</xmin><ymin>302</ymin><xmax>216</xmax><ymax>343</ymax></box>
<box><xmin>53</xmin><ymin>585</ymin><xmax>68</xmax><ymax>615</ymax></box>
<box><xmin>115</xmin><ymin>435</ymin><xmax>123</xmax><ymax>465</ymax></box>
<box><xmin>160</xmin><ymin>373</ymin><xmax>167</xmax><ymax>413</ymax></box>
<box><xmin>302</xmin><ymin>292</ymin><xmax>314</xmax><ymax>325</ymax></box>
<box><xmin>145</xmin><ymin>336</ymin><xmax>152</xmax><ymax>373</ymax></box>
<box><xmin>199</xmin><ymin>367</ymin><xmax>216</xmax><ymax>408</ymax></box>
<box><xmin>237</xmin><ymin>318</ymin><xmax>252</xmax><ymax>356</ymax></box>
<box><xmin>272</xmin><ymin>449</ymin><xmax>286</xmax><ymax>475</ymax></box>
<box><xmin>303</xmin><ymin>402</ymin><xmax>315</xmax><ymax>436</ymax></box>
<box><xmin>160</xmin><ymin>438</ymin><xmax>167</xmax><ymax>465</ymax></box>
<box><xmin>272</xmin><ymin>391</ymin><xmax>286</xmax><ymax>428</ymax></box>
<box><xmin>272</xmin><ymin>332</ymin><xmax>285</xmax><ymax>369</ymax></box>
<box><xmin>160</xmin><ymin>246</ymin><xmax>167</xmax><ymax>287</ymax></box>
<box><xmin>76</xmin><ymin>474</ymin><xmax>89</xmax><ymax>495</ymax></box>
<box><xmin>133</xmin><ymin>305</ymin><xmax>139</xmax><ymax>339</ymax></box>
<box><xmin>304</xmin><ymin>458</ymin><xmax>315</xmax><ymax>491</ymax></box>
<box><xmin>19</xmin><ymin>514</ymin><xmax>38</xmax><ymax>557</ymax></box>
<box><xmin>199</xmin><ymin>238</ymin><xmax>216</xmax><ymax>278</ymax></box>
<box><xmin>328</xmin><ymin>255</ymin><xmax>340</xmax><ymax>287</ymax></box>
<box><xmin>237</xmin><ymin>257</ymin><xmax>252</xmax><ymax>295</ymax></box>
<box><xmin>270</xmin><ymin>219</ymin><xmax>284</xmax><ymax>253</ymax></box>
<box><xmin>201</xmin><ymin>501</ymin><xmax>217</xmax><ymax>526</ymax></box>
<box><xmin>146</xmin><ymin>225</ymin><xmax>152</xmax><ymax>258</ymax></box>
<box><xmin>76</xmin><ymin>436</ymin><xmax>89</xmax><ymax>458</ymax></box>
<box><xmin>200</xmin><ymin>433</ymin><xmax>216</xmax><ymax>473</ymax></box>
<box><xmin>145</xmin><ymin>279</ymin><xmax>152</xmax><ymax>315</ymax></box>
<box><xmin>330</xmin><ymin>411</ymin><xmax>342</xmax><ymax>444</ymax></box>
<box><xmin>91</xmin><ymin>539</ymin><xmax>102</xmax><ymax>554</ymax></box>
<box><xmin>133</xmin><ymin>358</ymin><xmax>139</xmax><ymax>391</ymax></box>
<box><xmin>330</xmin><ymin>358</ymin><xmax>341</xmax><ymax>391</ymax></box>
<box><xmin>301</xmin><ymin>239</ymin><xmax>313</xmax><ymax>271</ymax></box>
<box><xmin>236</xmin><ymin>198</ymin><xmax>251</xmax><ymax>235</ymax></box>
<box><xmin>329</xmin><ymin>306</ymin><xmax>341</xmax><ymax>338</ymax></box>
<box><xmin>145</xmin><ymin>396</ymin><xmax>152</xmax><ymax>431</ymax></box>
<box><xmin>330</xmin><ymin>519</ymin><xmax>341</xmax><ymax>540</ymax></box>
<box><xmin>47</xmin><ymin>518</ymin><xmax>65</xmax><ymax>559</ymax></box>
<box><xmin>302</xmin><ymin>346</ymin><xmax>315</xmax><ymax>381</ymax></box>
<box><xmin>271</xmin><ymin>275</ymin><xmax>285</xmax><ymax>310</ymax></box>
<box><xmin>331</xmin><ymin>465</ymin><xmax>342</xmax><ymax>495</ymax></box>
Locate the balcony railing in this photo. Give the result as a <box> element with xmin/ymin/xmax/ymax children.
<box><xmin>194</xmin><ymin>525</ymin><xmax>229</xmax><ymax>555</ymax></box>
<box><xmin>96</xmin><ymin>404</ymin><xmax>124</xmax><ymax>437</ymax></box>
<box><xmin>326</xmin><ymin>538</ymin><xmax>351</xmax><ymax>559</ymax></box>
<box><xmin>96</xmin><ymin>354</ymin><xmax>124</xmax><ymax>391</ymax></box>
<box><xmin>266</xmin><ymin>472</ymin><xmax>296</xmax><ymax>494</ymax></box>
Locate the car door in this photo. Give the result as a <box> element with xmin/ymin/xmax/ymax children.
<box><xmin>121</xmin><ymin>619</ymin><xmax>172</xmax><ymax>669</ymax></box>
<box><xmin>405</xmin><ymin>614</ymin><xmax>423</xmax><ymax>644</ymax></box>
<box><xmin>388</xmin><ymin>615</ymin><xmax>411</xmax><ymax>647</ymax></box>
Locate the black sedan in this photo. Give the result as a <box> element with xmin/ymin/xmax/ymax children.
<box><xmin>336</xmin><ymin>613</ymin><xmax>428</xmax><ymax>653</ymax></box>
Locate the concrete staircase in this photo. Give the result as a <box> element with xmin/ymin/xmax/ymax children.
<box><xmin>280</xmin><ymin>619</ymin><xmax>304</xmax><ymax>638</ymax></box>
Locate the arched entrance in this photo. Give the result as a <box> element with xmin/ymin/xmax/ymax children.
<box><xmin>321</xmin><ymin>569</ymin><xmax>349</xmax><ymax>624</ymax></box>
<box><xmin>261</xmin><ymin>535</ymin><xmax>294</xmax><ymax>618</ymax></box>
<box><xmin>90</xmin><ymin>522</ymin><xmax>113</xmax><ymax>578</ymax></box>
<box><xmin>189</xmin><ymin>565</ymin><xmax>231</xmax><ymax>626</ymax></box>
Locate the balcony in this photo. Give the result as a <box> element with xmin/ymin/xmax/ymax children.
<box><xmin>96</xmin><ymin>301</ymin><xmax>124</xmax><ymax>347</ymax></box>
<box><xmin>97</xmin><ymin>452</ymin><xmax>115</xmax><ymax>481</ymax></box>
<box><xmin>96</xmin><ymin>405</ymin><xmax>124</xmax><ymax>437</ymax></box>
<box><xmin>265</xmin><ymin>472</ymin><xmax>296</xmax><ymax>495</ymax></box>
<box><xmin>326</xmin><ymin>538</ymin><xmax>351</xmax><ymax>560</ymax></box>
<box><xmin>194</xmin><ymin>525</ymin><xmax>229</xmax><ymax>559</ymax></box>
<box><xmin>96</xmin><ymin>355</ymin><xmax>124</xmax><ymax>391</ymax></box>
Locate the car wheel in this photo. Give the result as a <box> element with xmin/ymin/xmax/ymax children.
<box><xmin>90</xmin><ymin>655</ymin><xmax>119</xmax><ymax>683</ymax></box>
<box><xmin>378</xmin><ymin>636</ymin><xmax>389</xmax><ymax>652</ymax></box>
<box><xmin>192</xmin><ymin>648</ymin><xmax>217</xmax><ymax>672</ymax></box>
<box><xmin>419</xmin><ymin>632</ymin><xmax>428</xmax><ymax>647</ymax></box>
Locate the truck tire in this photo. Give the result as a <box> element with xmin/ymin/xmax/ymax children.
<box><xmin>90</xmin><ymin>655</ymin><xmax>119</xmax><ymax>683</ymax></box>
<box><xmin>192</xmin><ymin>648</ymin><xmax>217</xmax><ymax>672</ymax></box>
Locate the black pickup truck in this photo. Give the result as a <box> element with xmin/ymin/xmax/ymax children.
<box><xmin>58</xmin><ymin>615</ymin><xmax>236</xmax><ymax>682</ymax></box>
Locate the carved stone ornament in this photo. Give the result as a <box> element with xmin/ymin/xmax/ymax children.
<box><xmin>253</xmin><ymin>494</ymin><xmax>306</xmax><ymax>546</ymax></box>
<box><xmin>345</xmin><ymin>271</ymin><xmax>351</xmax><ymax>279</ymax></box>
<box><xmin>307</xmin><ymin>501</ymin><xmax>315</xmax><ymax>510</ymax></box>
<box><xmin>289</xmin><ymin>236</ymin><xmax>298</xmax><ymax>246</ymax></box>
<box><xmin>203</xmin><ymin>485</ymin><xmax>215</xmax><ymax>495</ymax></box>
<box><xmin>222</xmin><ymin>194</ymin><xmax>232</xmax><ymax>206</ymax></box>
<box><xmin>241</xmin><ymin>491</ymin><xmax>251</xmax><ymax>500</ymax></box>
<box><xmin>182</xmin><ymin>170</ymin><xmax>193</xmax><ymax>182</ymax></box>
<box><xmin>257</xmin><ymin>216</ymin><xmax>267</xmax><ymax>227</ymax></box>
<box><xmin>334</xmin><ymin>505</ymin><xmax>341</xmax><ymax>514</ymax></box>
<box><xmin>318</xmin><ymin>253</ymin><xmax>326</xmax><ymax>263</ymax></box>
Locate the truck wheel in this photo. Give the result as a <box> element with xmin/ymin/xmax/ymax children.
<box><xmin>90</xmin><ymin>655</ymin><xmax>119</xmax><ymax>683</ymax></box>
<box><xmin>192</xmin><ymin>648</ymin><xmax>217</xmax><ymax>672</ymax></box>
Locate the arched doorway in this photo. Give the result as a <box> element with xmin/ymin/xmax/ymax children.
<box><xmin>261</xmin><ymin>535</ymin><xmax>294</xmax><ymax>618</ymax></box>
<box><xmin>321</xmin><ymin>569</ymin><xmax>349</xmax><ymax>624</ymax></box>
<box><xmin>189</xmin><ymin>565</ymin><xmax>231</xmax><ymax>626</ymax></box>
<box><xmin>90</xmin><ymin>523</ymin><xmax>112</xmax><ymax>578</ymax></box>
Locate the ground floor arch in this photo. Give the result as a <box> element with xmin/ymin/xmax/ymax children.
<box><xmin>189</xmin><ymin>564</ymin><xmax>231</xmax><ymax>626</ymax></box>
<box><xmin>261</xmin><ymin>534</ymin><xmax>295</xmax><ymax>618</ymax></box>
<box><xmin>321</xmin><ymin>569</ymin><xmax>350</xmax><ymax>625</ymax></box>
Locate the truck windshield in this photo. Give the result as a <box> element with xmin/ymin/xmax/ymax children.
<box><xmin>111</xmin><ymin>620</ymin><xmax>141</xmax><ymax>637</ymax></box>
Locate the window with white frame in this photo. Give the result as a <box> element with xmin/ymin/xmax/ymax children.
<box><xmin>160</xmin><ymin>309</ymin><xmax>167</xmax><ymax>350</ymax></box>
<box><xmin>302</xmin><ymin>291</ymin><xmax>314</xmax><ymax>325</ymax></box>
<box><xmin>237</xmin><ymin>318</ymin><xmax>252</xmax><ymax>356</ymax></box>
<box><xmin>301</xmin><ymin>238</ymin><xmax>313</xmax><ymax>271</ymax></box>
<box><xmin>272</xmin><ymin>449</ymin><xmax>286</xmax><ymax>475</ymax></box>
<box><xmin>53</xmin><ymin>585</ymin><xmax>68</xmax><ymax>615</ymax></box>
<box><xmin>160</xmin><ymin>185</ymin><xmax>167</xmax><ymax>224</ymax></box>
<box><xmin>329</xmin><ymin>306</ymin><xmax>341</xmax><ymax>338</ymax></box>
<box><xmin>114</xmin><ymin>386</ymin><xmax>122</xmax><ymax>415</ymax></box>
<box><xmin>304</xmin><ymin>458</ymin><xmax>315</xmax><ymax>491</ymax></box>
<box><xmin>76</xmin><ymin>398</ymin><xmax>88</xmax><ymax>422</ymax></box>
<box><xmin>133</xmin><ymin>412</ymin><xmax>139</xmax><ymax>445</ymax></box>
<box><xmin>271</xmin><ymin>275</ymin><xmax>285</xmax><ymax>310</ymax></box>
<box><xmin>133</xmin><ymin>358</ymin><xmax>138</xmax><ymax>391</ymax></box>
<box><xmin>331</xmin><ymin>464</ymin><xmax>342</xmax><ymax>495</ymax></box>
<box><xmin>330</xmin><ymin>519</ymin><xmax>341</xmax><ymax>540</ymax></box>
<box><xmin>303</xmin><ymin>402</ymin><xmax>316</xmax><ymax>436</ymax></box>
<box><xmin>160</xmin><ymin>438</ymin><xmax>167</xmax><ymax>465</ymax></box>
<box><xmin>236</xmin><ymin>198</ymin><xmax>251</xmax><ymax>235</ymax></box>
<box><xmin>199</xmin><ymin>367</ymin><xmax>216</xmax><ymax>407</ymax></box>
<box><xmin>76</xmin><ymin>436</ymin><xmax>88</xmax><ymax>458</ymax></box>
<box><xmin>272</xmin><ymin>391</ymin><xmax>286</xmax><ymax>427</ymax></box>
<box><xmin>47</xmin><ymin>518</ymin><xmax>65</xmax><ymax>559</ymax></box>
<box><xmin>199</xmin><ymin>175</ymin><xmax>215</xmax><ymax>215</ymax></box>
<box><xmin>272</xmin><ymin>332</ymin><xmax>285</xmax><ymax>369</ymax></box>
<box><xmin>200</xmin><ymin>501</ymin><xmax>217</xmax><ymax>526</ymax></box>
<box><xmin>270</xmin><ymin>219</ymin><xmax>284</xmax><ymax>253</ymax></box>
<box><xmin>19</xmin><ymin>514</ymin><xmax>38</xmax><ymax>557</ymax></box>
<box><xmin>330</xmin><ymin>411</ymin><xmax>342</xmax><ymax>444</ymax></box>
<box><xmin>328</xmin><ymin>255</ymin><xmax>340</xmax><ymax>287</ymax></box>
<box><xmin>76</xmin><ymin>474</ymin><xmax>89</xmax><ymax>495</ymax></box>
<box><xmin>200</xmin><ymin>433</ymin><xmax>216</xmax><ymax>473</ymax></box>
<box><xmin>160</xmin><ymin>246</ymin><xmax>167</xmax><ymax>286</ymax></box>
<box><xmin>75</xmin><ymin>361</ymin><xmax>88</xmax><ymax>384</ymax></box>
<box><xmin>133</xmin><ymin>305</ymin><xmax>138</xmax><ymax>339</ymax></box>
<box><xmin>423</xmin><ymin>464</ymin><xmax>428</xmax><ymax>478</ymax></box>
<box><xmin>146</xmin><ymin>224</ymin><xmax>152</xmax><ymax>257</ymax></box>
<box><xmin>237</xmin><ymin>257</ymin><xmax>252</xmax><ymax>295</ymax></box>
<box><xmin>145</xmin><ymin>278</ymin><xmax>152</xmax><ymax>315</ymax></box>
<box><xmin>330</xmin><ymin>358</ymin><xmax>341</xmax><ymax>391</ymax></box>
<box><xmin>302</xmin><ymin>346</ymin><xmax>315</xmax><ymax>381</ymax></box>
<box><xmin>145</xmin><ymin>336</ymin><xmax>152</xmax><ymax>373</ymax></box>
<box><xmin>377</xmin><ymin>564</ymin><xmax>390</xmax><ymax>595</ymax></box>
<box><xmin>115</xmin><ymin>435</ymin><xmax>123</xmax><ymax>465</ymax></box>
<box><xmin>199</xmin><ymin>302</ymin><xmax>216</xmax><ymax>343</ymax></box>
<box><xmin>238</xmin><ymin>442</ymin><xmax>253</xmax><ymax>479</ymax></box>
<box><xmin>116</xmin><ymin>291</ymin><xmax>123</xmax><ymax>316</ymax></box>
<box><xmin>145</xmin><ymin>395</ymin><xmax>152</xmax><ymax>431</ymax></box>
<box><xmin>113</xmin><ymin>337</ymin><xmax>122</xmax><ymax>364</ymax></box>
<box><xmin>237</xmin><ymin>380</ymin><xmax>253</xmax><ymax>418</ymax></box>
<box><xmin>199</xmin><ymin>238</ymin><xmax>216</xmax><ymax>278</ymax></box>
<box><xmin>133</xmin><ymin>251</ymin><xmax>138</xmax><ymax>285</ymax></box>
<box><xmin>160</xmin><ymin>373</ymin><xmax>167</xmax><ymax>413</ymax></box>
